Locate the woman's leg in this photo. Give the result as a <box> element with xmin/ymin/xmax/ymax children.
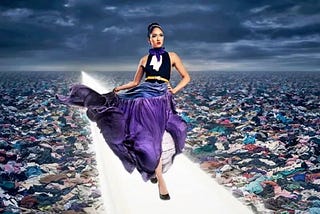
<box><xmin>155</xmin><ymin>158</ymin><xmax>170</xmax><ymax>200</ymax></box>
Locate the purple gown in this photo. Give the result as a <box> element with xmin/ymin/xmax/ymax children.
<box><xmin>56</xmin><ymin>81</ymin><xmax>187</xmax><ymax>181</ymax></box>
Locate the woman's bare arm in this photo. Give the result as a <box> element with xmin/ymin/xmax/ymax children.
<box><xmin>113</xmin><ymin>56</ymin><xmax>147</xmax><ymax>92</ymax></box>
<box><xmin>169</xmin><ymin>52</ymin><xmax>191</xmax><ymax>94</ymax></box>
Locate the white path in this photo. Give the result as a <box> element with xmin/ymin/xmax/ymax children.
<box><xmin>82</xmin><ymin>72</ymin><xmax>253</xmax><ymax>214</ymax></box>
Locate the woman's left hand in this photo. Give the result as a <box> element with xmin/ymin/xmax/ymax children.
<box><xmin>167</xmin><ymin>84</ymin><xmax>175</xmax><ymax>94</ymax></box>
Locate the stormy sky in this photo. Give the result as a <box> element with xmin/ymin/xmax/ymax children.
<box><xmin>0</xmin><ymin>0</ymin><xmax>319</xmax><ymax>72</ymax></box>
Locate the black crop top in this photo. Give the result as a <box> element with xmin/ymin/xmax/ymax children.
<box><xmin>144</xmin><ymin>52</ymin><xmax>171</xmax><ymax>83</ymax></box>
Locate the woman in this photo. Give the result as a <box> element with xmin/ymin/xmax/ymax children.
<box><xmin>57</xmin><ymin>22</ymin><xmax>190</xmax><ymax>200</ymax></box>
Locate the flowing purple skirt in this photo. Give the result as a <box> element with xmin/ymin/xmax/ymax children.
<box><xmin>56</xmin><ymin>82</ymin><xmax>187</xmax><ymax>181</ymax></box>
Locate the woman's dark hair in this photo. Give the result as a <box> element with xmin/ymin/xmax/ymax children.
<box><xmin>147</xmin><ymin>22</ymin><xmax>163</xmax><ymax>37</ymax></box>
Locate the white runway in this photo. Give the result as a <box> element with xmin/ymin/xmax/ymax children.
<box><xmin>82</xmin><ymin>72</ymin><xmax>253</xmax><ymax>214</ymax></box>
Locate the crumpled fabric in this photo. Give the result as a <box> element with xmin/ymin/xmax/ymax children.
<box><xmin>245</xmin><ymin>175</ymin><xmax>268</xmax><ymax>194</ymax></box>
<box><xmin>57</xmin><ymin>82</ymin><xmax>187</xmax><ymax>181</ymax></box>
<box><xmin>309</xmin><ymin>207</ymin><xmax>320</xmax><ymax>214</ymax></box>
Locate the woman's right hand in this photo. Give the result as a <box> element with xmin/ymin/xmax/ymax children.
<box><xmin>113</xmin><ymin>87</ymin><xmax>120</xmax><ymax>93</ymax></box>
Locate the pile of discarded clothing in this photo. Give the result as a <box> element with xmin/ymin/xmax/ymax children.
<box><xmin>83</xmin><ymin>70</ymin><xmax>320</xmax><ymax>213</ymax></box>
<box><xmin>180</xmin><ymin>71</ymin><xmax>320</xmax><ymax>214</ymax></box>
<box><xmin>0</xmin><ymin>71</ymin><xmax>104</xmax><ymax>214</ymax></box>
<box><xmin>3</xmin><ymin>70</ymin><xmax>318</xmax><ymax>214</ymax></box>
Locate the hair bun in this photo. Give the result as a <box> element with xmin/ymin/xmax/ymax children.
<box><xmin>147</xmin><ymin>22</ymin><xmax>163</xmax><ymax>37</ymax></box>
<box><xmin>148</xmin><ymin>22</ymin><xmax>160</xmax><ymax>30</ymax></box>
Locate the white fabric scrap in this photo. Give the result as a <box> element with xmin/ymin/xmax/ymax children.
<box><xmin>150</xmin><ymin>55</ymin><xmax>162</xmax><ymax>71</ymax></box>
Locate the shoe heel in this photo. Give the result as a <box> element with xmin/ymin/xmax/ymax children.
<box><xmin>150</xmin><ymin>177</ymin><xmax>158</xmax><ymax>184</ymax></box>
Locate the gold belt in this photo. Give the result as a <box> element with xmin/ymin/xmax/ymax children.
<box><xmin>145</xmin><ymin>76</ymin><xmax>169</xmax><ymax>83</ymax></box>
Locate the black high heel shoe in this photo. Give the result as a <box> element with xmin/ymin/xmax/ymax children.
<box><xmin>150</xmin><ymin>177</ymin><xmax>158</xmax><ymax>184</ymax></box>
<box><xmin>158</xmin><ymin>183</ymin><xmax>170</xmax><ymax>200</ymax></box>
<box><xmin>159</xmin><ymin>193</ymin><xmax>171</xmax><ymax>200</ymax></box>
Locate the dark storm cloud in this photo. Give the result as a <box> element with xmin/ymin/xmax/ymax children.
<box><xmin>0</xmin><ymin>0</ymin><xmax>319</xmax><ymax>71</ymax></box>
<box><xmin>0</xmin><ymin>0</ymin><xmax>64</xmax><ymax>10</ymax></box>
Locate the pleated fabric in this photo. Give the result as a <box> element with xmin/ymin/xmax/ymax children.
<box><xmin>56</xmin><ymin>82</ymin><xmax>187</xmax><ymax>181</ymax></box>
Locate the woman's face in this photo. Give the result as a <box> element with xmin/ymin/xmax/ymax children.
<box><xmin>148</xmin><ymin>27</ymin><xmax>164</xmax><ymax>48</ymax></box>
